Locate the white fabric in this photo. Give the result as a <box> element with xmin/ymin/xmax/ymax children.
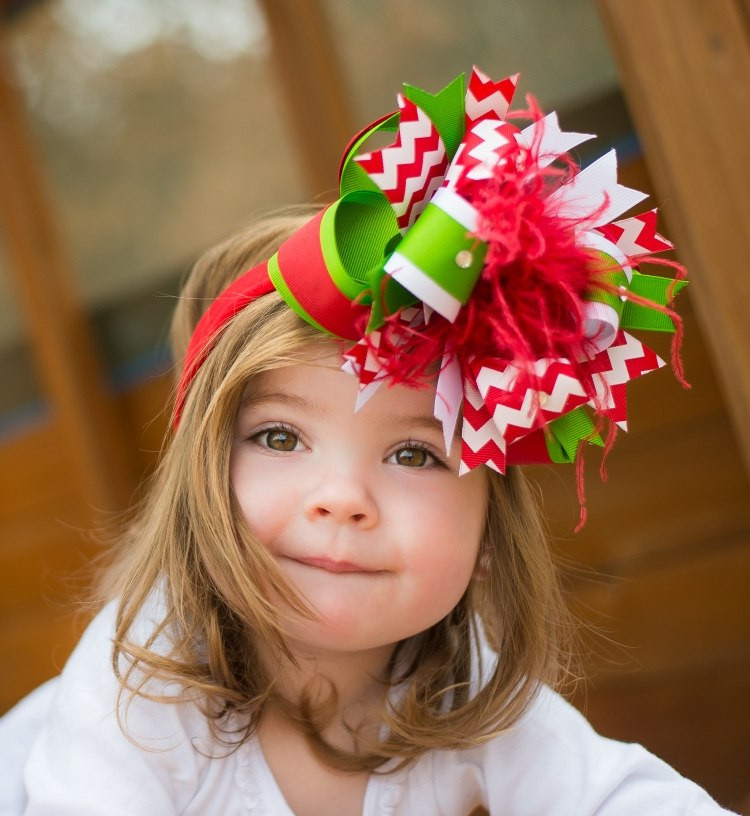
<box><xmin>0</xmin><ymin>601</ymin><xmax>736</xmax><ymax>816</ymax></box>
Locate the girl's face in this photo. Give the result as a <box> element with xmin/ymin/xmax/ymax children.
<box><xmin>230</xmin><ymin>346</ymin><xmax>488</xmax><ymax>660</ymax></box>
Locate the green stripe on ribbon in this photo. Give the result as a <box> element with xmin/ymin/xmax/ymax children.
<box><xmin>545</xmin><ymin>407</ymin><xmax>603</xmax><ymax>463</ymax></box>
<box><xmin>621</xmin><ymin>272</ymin><xmax>688</xmax><ymax>332</ymax></box>
<box><xmin>585</xmin><ymin>251</ymin><xmax>628</xmax><ymax>316</ymax></box>
<box><xmin>394</xmin><ymin>201</ymin><xmax>487</xmax><ymax>304</ymax></box>
<box><xmin>320</xmin><ymin>190</ymin><xmax>399</xmax><ymax>300</ymax></box>
<box><xmin>366</xmin><ymin>267</ymin><xmax>417</xmax><ymax>332</ymax></box>
<box><xmin>267</xmin><ymin>252</ymin><xmax>330</xmax><ymax>335</ymax></box>
<box><xmin>339</xmin><ymin>112</ymin><xmax>400</xmax><ymax>197</ymax></box>
<box><xmin>403</xmin><ymin>73</ymin><xmax>466</xmax><ymax>160</ymax></box>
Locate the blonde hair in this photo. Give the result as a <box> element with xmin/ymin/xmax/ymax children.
<box><xmin>101</xmin><ymin>205</ymin><xmax>576</xmax><ymax>771</ymax></box>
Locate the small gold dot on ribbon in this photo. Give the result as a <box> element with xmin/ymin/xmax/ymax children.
<box><xmin>455</xmin><ymin>250</ymin><xmax>474</xmax><ymax>268</ymax></box>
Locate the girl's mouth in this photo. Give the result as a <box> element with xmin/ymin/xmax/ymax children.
<box><xmin>293</xmin><ymin>556</ymin><xmax>380</xmax><ymax>574</ymax></box>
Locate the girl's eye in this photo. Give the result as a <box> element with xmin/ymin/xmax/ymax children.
<box><xmin>389</xmin><ymin>445</ymin><xmax>443</xmax><ymax>468</ymax></box>
<box><xmin>253</xmin><ymin>427</ymin><xmax>301</xmax><ymax>452</ymax></box>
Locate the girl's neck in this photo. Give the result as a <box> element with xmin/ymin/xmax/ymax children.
<box><xmin>274</xmin><ymin>640</ymin><xmax>394</xmax><ymax>714</ymax></box>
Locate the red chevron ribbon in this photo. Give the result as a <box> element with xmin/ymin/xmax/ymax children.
<box><xmin>465</xmin><ymin>67</ymin><xmax>519</xmax><ymax>127</ymax></box>
<box><xmin>355</xmin><ymin>95</ymin><xmax>448</xmax><ymax>230</ymax></box>
<box><xmin>460</xmin><ymin>377</ymin><xmax>507</xmax><ymax>474</ymax></box>
<box><xmin>595</xmin><ymin>209</ymin><xmax>673</xmax><ymax>257</ymax></box>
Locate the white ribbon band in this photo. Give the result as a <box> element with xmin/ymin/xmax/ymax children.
<box><xmin>430</xmin><ymin>186</ymin><xmax>478</xmax><ymax>231</ymax></box>
<box><xmin>385</xmin><ymin>252</ymin><xmax>462</xmax><ymax>322</ymax></box>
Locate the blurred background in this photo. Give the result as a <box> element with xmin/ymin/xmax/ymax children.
<box><xmin>0</xmin><ymin>0</ymin><xmax>748</xmax><ymax>811</ymax></box>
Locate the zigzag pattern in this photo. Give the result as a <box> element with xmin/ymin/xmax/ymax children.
<box><xmin>443</xmin><ymin>120</ymin><xmax>517</xmax><ymax>191</ymax></box>
<box><xmin>343</xmin><ymin>335</ymin><xmax>381</xmax><ymax>387</ymax></box>
<box><xmin>342</xmin><ymin>307</ymin><xmax>423</xmax><ymax>389</ymax></box>
<box><xmin>595</xmin><ymin>209</ymin><xmax>673</xmax><ymax>257</ymax></box>
<box><xmin>460</xmin><ymin>333</ymin><xmax>664</xmax><ymax>471</ymax></box>
<box><xmin>586</xmin><ymin>331</ymin><xmax>664</xmax><ymax>388</ymax></box>
<box><xmin>583</xmin><ymin>332</ymin><xmax>663</xmax><ymax>427</ymax></box>
<box><xmin>460</xmin><ymin>379</ymin><xmax>507</xmax><ymax>474</ymax></box>
<box><xmin>476</xmin><ymin>358</ymin><xmax>590</xmax><ymax>446</ymax></box>
<box><xmin>355</xmin><ymin>96</ymin><xmax>447</xmax><ymax>230</ymax></box>
<box><xmin>601</xmin><ymin>382</ymin><xmax>628</xmax><ymax>427</ymax></box>
<box><xmin>461</xmin><ymin>120</ymin><xmax>519</xmax><ymax>181</ymax></box>
<box><xmin>345</xmin><ymin>68</ymin><xmax>681</xmax><ymax>471</ymax></box>
<box><xmin>465</xmin><ymin>67</ymin><xmax>518</xmax><ymax>126</ymax></box>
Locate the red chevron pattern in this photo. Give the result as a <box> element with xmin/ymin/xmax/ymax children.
<box><xmin>460</xmin><ymin>378</ymin><xmax>507</xmax><ymax>474</ymax></box>
<box><xmin>449</xmin><ymin>120</ymin><xmax>519</xmax><ymax>190</ymax></box>
<box><xmin>602</xmin><ymin>382</ymin><xmax>628</xmax><ymax>426</ymax></box>
<box><xmin>465</xmin><ymin>67</ymin><xmax>518</xmax><ymax>126</ymax></box>
<box><xmin>355</xmin><ymin>95</ymin><xmax>448</xmax><ymax>230</ymax></box>
<box><xmin>343</xmin><ymin>336</ymin><xmax>382</xmax><ymax>388</ymax></box>
<box><xmin>342</xmin><ymin>307</ymin><xmax>424</xmax><ymax>390</ymax></box>
<box><xmin>595</xmin><ymin>209</ymin><xmax>673</xmax><ymax>257</ymax></box>
<box><xmin>584</xmin><ymin>331</ymin><xmax>664</xmax><ymax>387</ymax></box>
<box><xmin>474</xmin><ymin>358</ymin><xmax>590</xmax><ymax>446</ymax></box>
<box><xmin>459</xmin><ymin>332</ymin><xmax>664</xmax><ymax>471</ymax></box>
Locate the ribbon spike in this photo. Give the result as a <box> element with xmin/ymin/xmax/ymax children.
<box><xmin>460</xmin><ymin>377</ymin><xmax>508</xmax><ymax>474</ymax></box>
<box><xmin>434</xmin><ymin>352</ymin><xmax>463</xmax><ymax>455</ymax></box>
<box><xmin>465</xmin><ymin>66</ymin><xmax>519</xmax><ymax>125</ymax></box>
<box><xmin>518</xmin><ymin>112</ymin><xmax>594</xmax><ymax>168</ymax></box>
<box><xmin>547</xmin><ymin>149</ymin><xmax>648</xmax><ymax>226</ymax></box>
<box><xmin>595</xmin><ymin>209</ymin><xmax>674</xmax><ymax>257</ymax></box>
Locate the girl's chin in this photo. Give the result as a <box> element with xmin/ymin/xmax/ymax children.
<box><xmin>278</xmin><ymin>616</ymin><xmax>403</xmax><ymax>659</ymax></box>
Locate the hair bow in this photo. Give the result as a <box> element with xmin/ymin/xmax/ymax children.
<box><xmin>176</xmin><ymin>67</ymin><xmax>687</xmax><ymax>497</ymax></box>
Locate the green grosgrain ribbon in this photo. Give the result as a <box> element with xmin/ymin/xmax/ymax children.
<box><xmin>401</xmin><ymin>73</ymin><xmax>466</xmax><ymax>160</ymax></box>
<box><xmin>376</xmin><ymin>197</ymin><xmax>488</xmax><ymax>327</ymax></box>
<box><xmin>585</xmin><ymin>252</ymin><xmax>687</xmax><ymax>335</ymax></box>
<box><xmin>585</xmin><ymin>251</ymin><xmax>630</xmax><ymax>318</ymax></box>
<box><xmin>545</xmin><ymin>407</ymin><xmax>604</xmax><ymax>464</ymax></box>
<box><xmin>340</xmin><ymin>113</ymin><xmax>400</xmax><ymax>198</ymax></box>
<box><xmin>321</xmin><ymin>191</ymin><xmax>399</xmax><ymax>301</ymax></box>
<box><xmin>623</xmin><ymin>272</ymin><xmax>688</xmax><ymax>332</ymax></box>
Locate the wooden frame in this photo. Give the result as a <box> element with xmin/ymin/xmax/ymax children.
<box><xmin>596</xmin><ymin>0</ymin><xmax>750</xmax><ymax>477</ymax></box>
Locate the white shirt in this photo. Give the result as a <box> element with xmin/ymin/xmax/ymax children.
<box><xmin>0</xmin><ymin>601</ymin><xmax>736</xmax><ymax>815</ymax></box>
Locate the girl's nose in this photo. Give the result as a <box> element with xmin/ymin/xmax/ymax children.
<box><xmin>303</xmin><ymin>476</ymin><xmax>379</xmax><ymax>528</ymax></box>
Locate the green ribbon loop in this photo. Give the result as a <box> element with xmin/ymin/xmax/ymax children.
<box><xmin>366</xmin><ymin>267</ymin><xmax>417</xmax><ymax>332</ymax></box>
<box><xmin>339</xmin><ymin>112</ymin><xmax>400</xmax><ymax>197</ymax></box>
<box><xmin>621</xmin><ymin>271</ymin><xmax>688</xmax><ymax>332</ymax></box>
<box><xmin>585</xmin><ymin>251</ymin><xmax>629</xmax><ymax>318</ymax></box>
<box><xmin>320</xmin><ymin>191</ymin><xmax>399</xmax><ymax>301</ymax></box>
<box><xmin>545</xmin><ymin>408</ymin><xmax>603</xmax><ymax>463</ymax></box>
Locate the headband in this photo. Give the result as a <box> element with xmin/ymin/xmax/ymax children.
<box><xmin>175</xmin><ymin>67</ymin><xmax>687</xmax><ymax>497</ymax></box>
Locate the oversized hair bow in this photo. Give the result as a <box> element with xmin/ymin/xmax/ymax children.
<box><xmin>176</xmin><ymin>67</ymin><xmax>687</xmax><ymax>487</ymax></box>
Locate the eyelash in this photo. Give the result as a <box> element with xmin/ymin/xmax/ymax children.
<box><xmin>249</xmin><ymin>422</ymin><xmax>303</xmax><ymax>453</ymax></box>
<box><xmin>248</xmin><ymin>425</ymin><xmax>448</xmax><ymax>469</ymax></box>
<box><xmin>388</xmin><ymin>439</ymin><xmax>448</xmax><ymax>470</ymax></box>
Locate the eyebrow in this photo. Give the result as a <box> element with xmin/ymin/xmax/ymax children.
<box><xmin>240</xmin><ymin>390</ymin><xmax>445</xmax><ymax>436</ymax></box>
<box><xmin>239</xmin><ymin>390</ymin><xmax>324</xmax><ymax>413</ymax></box>
<box><xmin>379</xmin><ymin>413</ymin><xmax>444</xmax><ymax>435</ymax></box>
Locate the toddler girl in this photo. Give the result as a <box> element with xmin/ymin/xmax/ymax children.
<box><xmin>1</xmin><ymin>67</ymin><xmax>736</xmax><ymax>815</ymax></box>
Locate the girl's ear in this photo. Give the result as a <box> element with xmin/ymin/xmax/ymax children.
<box><xmin>472</xmin><ymin>549</ymin><xmax>491</xmax><ymax>582</ymax></box>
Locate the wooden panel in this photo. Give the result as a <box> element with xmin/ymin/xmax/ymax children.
<box><xmin>0</xmin><ymin>379</ymin><xmax>171</xmax><ymax>712</ymax></box>
<box><xmin>576</xmin><ymin>662</ymin><xmax>750</xmax><ymax>811</ymax></box>
<box><xmin>596</xmin><ymin>0</ymin><xmax>750</xmax><ymax>477</ymax></box>
<box><xmin>572</xmin><ymin>537</ymin><xmax>750</xmax><ymax>677</ymax></box>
